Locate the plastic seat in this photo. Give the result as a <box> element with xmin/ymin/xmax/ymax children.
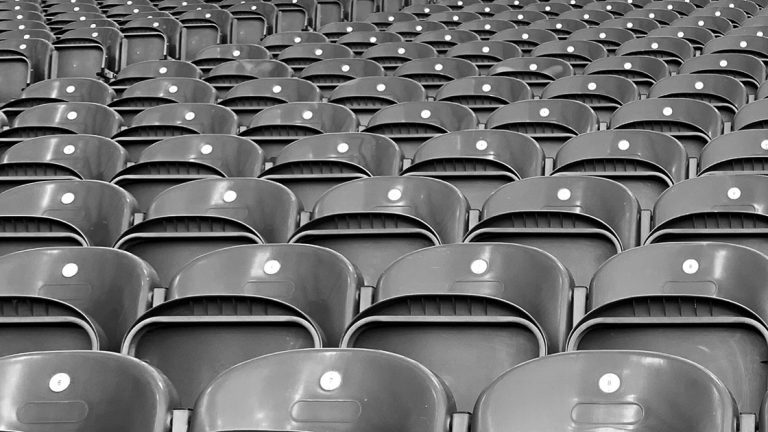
<box><xmin>47</xmin><ymin>12</ymin><xmax>108</xmax><ymax>34</ymax></box>
<box><xmin>491</xmin><ymin>9</ymin><xmax>548</xmax><ymax>26</ymax></box>
<box><xmin>220</xmin><ymin>78</ymin><xmax>320</xmax><ymax>129</ymax></box>
<box><xmin>624</xmin><ymin>7</ymin><xmax>680</xmax><ymax>25</ymax></box>
<box><xmin>441</xmin><ymin>0</ymin><xmax>482</xmax><ymax>10</ymax></box>
<box><xmin>53</xmin><ymin>26</ymin><xmax>122</xmax><ymax>79</ymax></box>
<box><xmin>494</xmin><ymin>0</ymin><xmax>539</xmax><ymax>10</ymax></box>
<box><xmin>0</xmin><ymin>38</ymin><xmax>53</xmax><ymax>103</ymax></box>
<box><xmin>457</xmin><ymin>18</ymin><xmax>516</xmax><ymax>40</ymax></box>
<box><xmin>401</xmin><ymin>4</ymin><xmax>450</xmax><ymax>19</ymax></box>
<box><xmin>584</xmin><ymin>55</ymin><xmax>669</xmax><ymax>97</ymax></box>
<box><xmin>337</xmin><ymin>30</ymin><xmax>403</xmax><ymax>56</ymax></box>
<box><xmin>107</xmin><ymin>5</ymin><xmax>158</xmax><ymax>20</ymax></box>
<box><xmin>541</xmin><ymin>75</ymin><xmax>638</xmax><ymax>126</ymax></box>
<box><xmin>531</xmin><ymin>39</ymin><xmax>607</xmax><ymax>73</ymax></box>
<box><xmin>298</xmin><ymin>58</ymin><xmax>385</xmax><ymax>98</ymax></box>
<box><xmin>113</xmin><ymin>103</ymin><xmax>237</xmax><ymax>161</ymax></box>
<box><xmin>472</xmin><ymin>351</ymin><xmax>738</xmax><ymax>432</ymax></box>
<box><xmin>645</xmin><ymin>0</ymin><xmax>697</xmax><ymax>16</ymax></box>
<box><xmin>558</xmin><ymin>9</ymin><xmax>615</xmax><ymax>26</ymax></box>
<box><xmin>58</xmin><ymin>18</ymin><xmax>121</xmax><ymax>33</ymax></box>
<box><xmin>393</xmin><ymin>57</ymin><xmax>478</xmax><ymax>99</ymax></box>
<box><xmin>673</xmin><ymin>14</ymin><xmax>733</xmax><ymax>35</ymax></box>
<box><xmin>189</xmin><ymin>349</ymin><xmax>454</xmax><ymax>432</ymax></box>
<box><xmin>524</xmin><ymin>1</ymin><xmax>573</xmax><ymax>17</ymax></box>
<box><xmin>361</xmin><ymin>41</ymin><xmax>437</xmax><ymax>74</ymax></box>
<box><xmin>1</xmin><ymin>78</ymin><xmax>114</xmax><ymax>124</ymax></box>
<box><xmin>290</xmin><ymin>176</ymin><xmax>468</xmax><ymax>286</ymax></box>
<box><xmin>489</xmin><ymin>57</ymin><xmax>573</xmax><ymax>97</ymax></box>
<box><xmin>365</xmin><ymin>11</ymin><xmax>417</xmax><ymax>31</ymax></box>
<box><xmin>734</xmin><ymin>100</ymin><xmax>768</xmax><ymax>134</ymax></box>
<box><xmin>115</xmin><ymin>178</ymin><xmax>300</xmax><ymax>285</ymax></box>
<box><xmin>436</xmin><ymin>77</ymin><xmax>531</xmax><ymax>125</ymax></box>
<box><xmin>386</xmin><ymin>19</ymin><xmax>447</xmax><ymax>41</ymax></box>
<box><xmin>446</xmin><ymin>41</ymin><xmax>521</xmax><ymax>74</ymax></box>
<box><xmin>465</xmin><ymin>176</ymin><xmax>640</xmax><ymax>287</ymax></box>
<box><xmin>271</xmin><ymin>0</ymin><xmax>315</xmax><ymax>31</ymax></box>
<box><xmin>0</xmin><ymin>180</ymin><xmax>136</xmax><ymax>255</ymax></box>
<box><xmin>600</xmin><ymin>16</ymin><xmax>660</xmax><ymax>36</ymax></box>
<box><xmin>426</xmin><ymin>11</ymin><xmax>482</xmax><ymax>29</ymax></box>
<box><xmin>490</xmin><ymin>27</ymin><xmax>557</xmax><ymax>54</ymax></box>
<box><xmin>109</xmin><ymin>60</ymin><xmax>202</xmax><ymax>97</ymax></box>
<box><xmin>190</xmin><ymin>43</ymin><xmax>269</xmax><ymax>75</ymax></box>
<box><xmin>610</xmin><ymin>98</ymin><xmax>721</xmax><ymax>164</ymax></box>
<box><xmin>123</xmin><ymin>244</ymin><xmax>361</xmax><ymax>407</ymax></box>
<box><xmin>568</xmin><ymin>241</ymin><xmax>768</xmax><ymax>418</ymax></box>
<box><xmin>710</xmin><ymin>0</ymin><xmax>759</xmax><ymax>15</ymax></box>
<box><xmin>412</xmin><ymin>29</ymin><xmax>479</xmax><ymax>55</ymax></box>
<box><xmin>0</xmin><ymin>29</ymin><xmax>55</xmax><ymax>43</ymax></box>
<box><xmin>568</xmin><ymin>27</ymin><xmax>634</xmax><ymax>54</ymax></box>
<box><xmin>650</xmin><ymin>74</ymin><xmax>746</xmax><ymax>126</ymax></box>
<box><xmin>615</xmin><ymin>36</ymin><xmax>694</xmax><ymax>73</ymax></box>
<box><xmin>0</xmin><ymin>135</ymin><xmax>126</xmax><ymax>192</ymax></box>
<box><xmin>486</xmin><ymin>99</ymin><xmax>598</xmax><ymax>159</ymax></box>
<box><xmin>462</xmin><ymin>3</ymin><xmax>512</xmax><ymax>18</ymax></box>
<box><xmin>647</xmin><ymin>25</ymin><xmax>715</xmax><ymax>53</ymax></box>
<box><xmin>342</xmin><ymin>243</ymin><xmax>572</xmax><ymax>411</ymax></box>
<box><xmin>277</xmin><ymin>43</ymin><xmax>354</xmax><ymax>74</ymax></box>
<box><xmin>647</xmin><ymin>175</ymin><xmax>768</xmax><ymax>258</ymax></box>
<box><xmin>584</xmin><ymin>0</ymin><xmax>635</xmax><ymax>16</ymax></box>
<box><xmin>364</xmin><ymin>101</ymin><xmax>478</xmax><ymax>159</ymax></box>
<box><xmin>108</xmin><ymin>78</ymin><xmax>217</xmax><ymax>125</ymax></box>
<box><xmin>699</xmin><ymin>130</ymin><xmax>768</xmax><ymax>175</ymax></box>
<box><xmin>112</xmin><ymin>134</ymin><xmax>263</xmax><ymax>211</ymax></box>
<box><xmin>0</xmin><ymin>102</ymin><xmax>121</xmax><ymax>154</ymax></box>
<box><xmin>228</xmin><ymin>2</ymin><xmax>276</xmax><ymax>43</ymax></box>
<box><xmin>553</xmin><ymin>130</ymin><xmax>686</xmax><ymax>210</ymax></box>
<box><xmin>260</xmin><ymin>31</ymin><xmax>327</xmax><ymax>56</ymax></box>
<box><xmin>320</xmin><ymin>21</ymin><xmax>378</xmax><ymax>41</ymax></box>
<box><xmin>240</xmin><ymin>102</ymin><xmax>358</xmax><ymax>161</ymax></box>
<box><xmin>529</xmin><ymin>17</ymin><xmax>588</xmax><ymax>39</ymax></box>
<box><xmin>177</xmin><ymin>9</ymin><xmax>233</xmax><ymax>60</ymax></box>
<box><xmin>261</xmin><ymin>132</ymin><xmax>400</xmax><ymax>209</ymax></box>
<box><xmin>203</xmin><ymin>59</ymin><xmax>291</xmax><ymax>97</ymax></box>
<box><xmin>727</xmin><ymin>24</ymin><xmax>768</xmax><ymax>39</ymax></box>
<box><xmin>679</xmin><ymin>53</ymin><xmax>765</xmax><ymax>100</ymax></box>
<box><xmin>690</xmin><ymin>6</ymin><xmax>747</xmax><ymax>25</ymax></box>
<box><xmin>704</xmin><ymin>35</ymin><xmax>768</xmax><ymax>68</ymax></box>
<box><xmin>402</xmin><ymin>130</ymin><xmax>542</xmax><ymax>209</ymax></box>
<box><xmin>0</xmin><ymin>351</ymin><xmax>178</xmax><ymax>432</ymax></box>
<box><xmin>328</xmin><ymin>76</ymin><xmax>425</xmax><ymax>127</ymax></box>
<box><xmin>121</xmin><ymin>18</ymin><xmax>182</xmax><ymax>67</ymax></box>
<box><xmin>0</xmin><ymin>247</ymin><xmax>158</xmax><ymax>354</ymax></box>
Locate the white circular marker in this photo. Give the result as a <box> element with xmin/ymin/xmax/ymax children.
<box><xmin>61</xmin><ymin>263</ymin><xmax>78</xmax><ymax>278</ymax></box>
<box><xmin>421</xmin><ymin>109</ymin><xmax>431</xmax><ymax>119</ymax></box>
<box><xmin>694</xmin><ymin>81</ymin><xmax>704</xmax><ymax>90</ymax></box>
<box><xmin>720</xmin><ymin>59</ymin><xmax>728</xmax><ymax>67</ymax></box>
<box><xmin>397</xmin><ymin>47</ymin><xmax>406</xmax><ymax>54</ymax></box>
<box><xmin>482</xmin><ymin>83</ymin><xmax>492</xmax><ymax>92</ymax></box>
<box><xmin>740</xmin><ymin>40</ymin><xmax>748</xmax><ymax>48</ymax></box>
<box><xmin>651</xmin><ymin>42</ymin><xmax>659</xmax><ymax>49</ymax></box>
<box><xmin>618</xmin><ymin>139</ymin><xmax>630</xmax><ymax>150</ymax></box>
<box><xmin>232</xmin><ymin>49</ymin><xmax>241</xmax><ymax>57</ymax></box>
<box><xmin>566</xmin><ymin>45</ymin><xmax>574</xmax><ymax>53</ymax></box>
<box><xmin>66</xmin><ymin>111</ymin><xmax>78</xmax><ymax>120</ymax></box>
<box><xmin>49</xmin><ymin>373</ymin><xmax>71</xmax><ymax>393</ymax></box>
<box><xmin>682</xmin><ymin>258</ymin><xmax>699</xmax><ymax>274</ymax></box>
<box><xmin>185</xmin><ymin>112</ymin><xmax>195</xmax><ymax>121</ymax></box>
<box><xmin>341</xmin><ymin>64</ymin><xmax>350</xmax><ymax>72</ymax></box>
<box><xmin>168</xmin><ymin>85</ymin><xmax>178</xmax><ymax>93</ymax></box>
<box><xmin>476</xmin><ymin>139</ymin><xmax>488</xmax><ymax>150</ymax></box>
<box><xmin>264</xmin><ymin>259</ymin><xmax>281</xmax><ymax>274</ymax></box>
<box><xmin>662</xmin><ymin>107</ymin><xmax>673</xmax><ymax>116</ymax></box>
<box><xmin>599</xmin><ymin>373</ymin><xmax>620</xmax><ymax>393</ymax></box>
<box><xmin>557</xmin><ymin>188</ymin><xmax>571</xmax><ymax>200</ymax></box>
<box><xmin>727</xmin><ymin>187</ymin><xmax>741</xmax><ymax>200</ymax></box>
<box><xmin>61</xmin><ymin>192</ymin><xmax>75</xmax><ymax>205</ymax></box>
<box><xmin>587</xmin><ymin>82</ymin><xmax>597</xmax><ymax>91</ymax></box>
<box><xmin>435</xmin><ymin>63</ymin><xmax>444</xmax><ymax>71</ymax></box>
<box><xmin>376</xmin><ymin>83</ymin><xmax>386</xmax><ymax>92</ymax></box>
<box><xmin>539</xmin><ymin>107</ymin><xmax>550</xmax><ymax>117</ymax></box>
<box><xmin>761</xmin><ymin>139</ymin><xmax>768</xmax><ymax>150</ymax></box>
<box><xmin>314</xmin><ymin>49</ymin><xmax>323</xmax><ymax>55</ymax></box>
<box><xmin>482</xmin><ymin>46</ymin><xmax>490</xmax><ymax>53</ymax></box>
<box><xmin>470</xmin><ymin>259</ymin><xmax>488</xmax><ymax>274</ymax></box>
<box><xmin>302</xmin><ymin>110</ymin><xmax>313</xmax><ymax>120</ymax></box>
<box><xmin>223</xmin><ymin>190</ymin><xmax>237</xmax><ymax>203</ymax></box>
<box><xmin>387</xmin><ymin>188</ymin><xmax>402</xmax><ymax>201</ymax></box>
<box><xmin>63</xmin><ymin>145</ymin><xmax>76</xmax><ymax>155</ymax></box>
<box><xmin>337</xmin><ymin>142</ymin><xmax>349</xmax><ymax>153</ymax></box>
<box><xmin>272</xmin><ymin>85</ymin><xmax>282</xmax><ymax>93</ymax></box>
<box><xmin>159</xmin><ymin>67</ymin><xmax>168</xmax><ymax>74</ymax></box>
<box><xmin>623</xmin><ymin>62</ymin><xmax>632</xmax><ymax>69</ymax></box>
<box><xmin>200</xmin><ymin>144</ymin><xmax>213</xmax><ymax>154</ymax></box>
<box><xmin>320</xmin><ymin>371</ymin><xmax>342</xmax><ymax>391</ymax></box>
<box><xmin>65</xmin><ymin>85</ymin><xmax>76</xmax><ymax>94</ymax></box>
<box><xmin>529</xmin><ymin>63</ymin><xmax>538</xmax><ymax>71</ymax></box>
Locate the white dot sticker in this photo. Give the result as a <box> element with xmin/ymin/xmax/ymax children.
<box><xmin>557</xmin><ymin>188</ymin><xmax>571</xmax><ymax>200</ymax></box>
<box><xmin>587</xmin><ymin>82</ymin><xmax>597</xmax><ymax>91</ymax></box>
<box><xmin>168</xmin><ymin>85</ymin><xmax>178</xmax><ymax>93</ymax></box>
<box><xmin>341</xmin><ymin>64</ymin><xmax>350</xmax><ymax>72</ymax></box>
<box><xmin>49</xmin><ymin>373</ymin><xmax>71</xmax><ymax>392</ymax></box>
<box><xmin>677</xmin><ymin>31</ymin><xmax>685</xmax><ymax>37</ymax></box>
<box><xmin>272</xmin><ymin>85</ymin><xmax>282</xmax><ymax>93</ymax></box>
<box><xmin>66</xmin><ymin>111</ymin><xmax>77</xmax><ymax>120</ymax></box>
<box><xmin>482</xmin><ymin>46</ymin><xmax>490</xmax><ymax>53</ymax></box>
<box><xmin>599</xmin><ymin>32</ymin><xmax>606</xmax><ymax>39</ymax></box>
<box><xmin>314</xmin><ymin>49</ymin><xmax>323</xmax><ymax>55</ymax></box>
<box><xmin>539</xmin><ymin>107</ymin><xmax>550</xmax><ymax>117</ymax></box>
<box><xmin>715</xmin><ymin>11</ymin><xmax>721</xmax><ymax>16</ymax></box>
<box><xmin>651</xmin><ymin>42</ymin><xmax>659</xmax><ymax>49</ymax></box>
<box><xmin>617</xmin><ymin>139</ymin><xmax>630</xmax><ymax>151</ymax></box>
<box><xmin>482</xmin><ymin>84</ymin><xmax>492</xmax><ymax>92</ymax></box>
<box><xmin>223</xmin><ymin>190</ymin><xmax>237</xmax><ymax>202</ymax></box>
<box><xmin>484</xmin><ymin>24</ymin><xmax>491</xmax><ymax>30</ymax></box>
<box><xmin>761</xmin><ymin>139</ymin><xmax>768</xmax><ymax>150</ymax></box>
<box><xmin>415</xmin><ymin>25</ymin><xmax>423</xmax><ymax>31</ymax></box>
<box><xmin>694</xmin><ymin>81</ymin><xmax>704</xmax><ymax>90</ymax></box>
<box><xmin>522</xmin><ymin>33</ymin><xmax>529</xmax><ymax>39</ymax></box>
<box><xmin>397</xmin><ymin>47</ymin><xmax>406</xmax><ymax>54</ymax></box>
<box><xmin>452</xmin><ymin>15</ymin><xmax>459</xmax><ymax>20</ymax></box>
<box><xmin>387</xmin><ymin>188</ymin><xmax>402</xmax><ymax>201</ymax></box>
<box><xmin>63</xmin><ymin>144</ymin><xmax>76</xmax><ymax>155</ymax></box>
<box><xmin>152</xmin><ymin>22</ymin><xmax>159</xmax><ymax>27</ymax></box>
<box><xmin>545</xmin><ymin>5</ymin><xmax>551</xmax><ymax>10</ymax></box>
<box><xmin>435</xmin><ymin>63</ymin><xmax>444</xmax><ymax>71</ymax></box>
<box><xmin>421</xmin><ymin>109</ymin><xmax>431</xmax><ymax>119</ymax></box>
<box><xmin>682</xmin><ymin>258</ymin><xmax>699</xmax><ymax>274</ymax></box>
<box><xmin>719</xmin><ymin>59</ymin><xmax>728</xmax><ymax>67</ymax></box>
<box><xmin>470</xmin><ymin>259</ymin><xmax>489</xmax><ymax>274</ymax></box>
<box><xmin>201</xmin><ymin>144</ymin><xmax>213</xmax><ymax>154</ymax></box>
<box><xmin>518</xmin><ymin>14</ymin><xmax>524</xmax><ymax>19</ymax></box>
<box><xmin>18</xmin><ymin>43</ymin><xmax>25</xmax><ymax>49</ymax></box>
<box><xmin>185</xmin><ymin>112</ymin><xmax>196</xmax><ymax>121</ymax></box>
<box><xmin>727</xmin><ymin>187</ymin><xmax>741</xmax><ymax>200</ymax></box>
<box><xmin>529</xmin><ymin>63</ymin><xmax>538</xmax><ymax>71</ymax></box>
<box><xmin>758</xmin><ymin>31</ymin><xmax>764</xmax><ymax>37</ymax></box>
<box><xmin>61</xmin><ymin>263</ymin><xmax>78</xmax><ymax>278</ymax></box>
<box><xmin>556</xmin><ymin>23</ymin><xmax>563</xmax><ymax>29</ymax></box>
<box><xmin>232</xmin><ymin>49</ymin><xmax>241</xmax><ymax>57</ymax></box>
<box><xmin>346</xmin><ymin>26</ymin><xmax>353</xmax><ymax>32</ymax></box>
<box><xmin>662</xmin><ymin>107</ymin><xmax>673</xmax><ymax>116</ymax></box>
<box><xmin>668</xmin><ymin>3</ymin><xmax>673</xmax><ymax>8</ymax></box>
<box><xmin>388</xmin><ymin>15</ymin><xmax>395</xmax><ymax>21</ymax></box>
<box><xmin>376</xmin><ymin>83</ymin><xmax>386</xmax><ymax>92</ymax></box>
<box><xmin>648</xmin><ymin>12</ymin><xmax>655</xmax><ymax>18</ymax></box>
<box><xmin>476</xmin><ymin>139</ymin><xmax>488</xmax><ymax>150</ymax></box>
<box><xmin>626</xmin><ymin>22</ymin><xmax>633</xmax><ymax>28</ymax></box>
<box><xmin>61</xmin><ymin>192</ymin><xmax>75</xmax><ymax>205</ymax></box>
<box><xmin>740</xmin><ymin>40</ymin><xmax>748</xmax><ymax>48</ymax></box>
<box><xmin>623</xmin><ymin>62</ymin><xmax>632</xmax><ymax>69</ymax></box>
<box><xmin>337</xmin><ymin>142</ymin><xmax>349</xmax><ymax>153</ymax></box>
<box><xmin>264</xmin><ymin>259</ymin><xmax>281</xmax><ymax>274</ymax></box>
<box><xmin>302</xmin><ymin>110</ymin><xmax>314</xmax><ymax>120</ymax></box>
<box><xmin>566</xmin><ymin>45</ymin><xmax>574</xmax><ymax>53</ymax></box>
<box><xmin>320</xmin><ymin>371</ymin><xmax>342</xmax><ymax>391</ymax></box>
<box><xmin>583</xmin><ymin>13</ymin><xmax>590</xmax><ymax>19</ymax></box>
<box><xmin>444</xmin><ymin>34</ymin><xmax>452</xmax><ymax>41</ymax></box>
<box><xmin>698</xmin><ymin>20</ymin><xmax>704</xmax><ymax>26</ymax></box>
<box><xmin>294</xmin><ymin>37</ymin><xmax>302</xmax><ymax>43</ymax></box>
<box><xmin>599</xmin><ymin>373</ymin><xmax>620</xmax><ymax>393</ymax></box>
<box><xmin>65</xmin><ymin>85</ymin><xmax>76</xmax><ymax>94</ymax></box>
<box><xmin>159</xmin><ymin>67</ymin><xmax>168</xmax><ymax>74</ymax></box>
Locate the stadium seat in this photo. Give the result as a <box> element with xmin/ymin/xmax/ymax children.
<box><xmin>0</xmin><ymin>180</ymin><xmax>136</xmax><ymax>255</ymax></box>
<box><xmin>699</xmin><ymin>130</ymin><xmax>768</xmax><ymax>176</ymax></box>
<box><xmin>393</xmin><ymin>57</ymin><xmax>478</xmax><ymax>99</ymax></box>
<box><xmin>0</xmin><ymin>247</ymin><xmax>157</xmax><ymax>354</ymax></box>
<box><xmin>542</xmin><ymin>75</ymin><xmax>638</xmax><ymax>127</ymax></box>
<box><xmin>567</xmin><ymin>27</ymin><xmax>635</xmax><ymax>54</ymax></box>
<box><xmin>462</xmin><ymin>3</ymin><xmax>512</xmax><ymax>18</ymax></box>
<box><xmin>190</xmin><ymin>43</ymin><xmax>270</xmax><ymax>75</ymax></box>
<box><xmin>220</xmin><ymin>77</ymin><xmax>322</xmax><ymax>129</ymax></box>
<box><xmin>584</xmin><ymin>0</ymin><xmax>635</xmax><ymax>16</ymax></box>
<box><xmin>290</xmin><ymin>176</ymin><xmax>468</xmax><ymax>286</ymax></box>
<box><xmin>189</xmin><ymin>349</ymin><xmax>455</xmax><ymax>432</ymax></box>
<box><xmin>615</xmin><ymin>36</ymin><xmax>694</xmax><ymax>73</ymax></box>
<box><xmin>703</xmin><ymin>35</ymin><xmax>768</xmax><ymax>67</ymax></box>
<box><xmin>203</xmin><ymin>59</ymin><xmax>292</xmax><ymax>97</ymax></box>
<box><xmin>260</xmin><ymin>31</ymin><xmax>328</xmax><ymax>56</ymax></box>
<box><xmin>531</xmin><ymin>40</ymin><xmax>607</xmax><ymax>74</ymax></box>
<box><xmin>1</xmin><ymin>78</ymin><xmax>115</xmax><ymax>124</ymax></box>
<box><xmin>690</xmin><ymin>6</ymin><xmax>747</xmax><ymax>26</ymax></box>
<box><xmin>648</xmin><ymin>26</ymin><xmax>715</xmax><ymax>53</ymax></box>
<box><xmin>108</xmin><ymin>77</ymin><xmax>217</xmax><ymax>125</ymax></box>
<box><xmin>365</xmin><ymin>11</ymin><xmax>417</xmax><ymax>31</ymax></box>
<box><xmin>584</xmin><ymin>55</ymin><xmax>668</xmax><ymax>97</ymax></box>
<box><xmin>342</xmin><ymin>243</ymin><xmax>573</xmax><ymax>411</ymax></box>
<box><xmin>115</xmin><ymin>178</ymin><xmax>300</xmax><ymax>285</ymax></box>
<box><xmin>401</xmin><ymin>4</ymin><xmax>450</xmax><ymax>19</ymax></box>
<box><xmin>272</xmin><ymin>0</ymin><xmax>316</xmax><ymax>31</ymax></box>
<box><xmin>649</xmin><ymin>74</ymin><xmax>746</xmax><ymax>128</ymax></box>
<box><xmin>0</xmin><ymin>351</ymin><xmax>178</xmax><ymax>432</ymax></box>
<box><xmin>277</xmin><ymin>43</ymin><xmax>355</xmax><ymax>74</ymax></box>
<box><xmin>445</xmin><ymin>40</ymin><xmax>521</xmax><ymax>74</ymax></box>
<box><xmin>679</xmin><ymin>53</ymin><xmax>765</xmax><ymax>101</ymax></box>
<box><xmin>457</xmin><ymin>18</ymin><xmax>516</xmax><ymax>40</ymax></box>
<box><xmin>435</xmin><ymin>76</ymin><xmax>531</xmax><ymax>125</ymax></box>
<box><xmin>240</xmin><ymin>102</ymin><xmax>358</xmax><ymax>162</ymax></box>
<box><xmin>320</xmin><ymin>21</ymin><xmax>379</xmax><ymax>42</ymax></box>
<box><xmin>298</xmin><ymin>58</ymin><xmax>385</xmax><ymax>98</ymax></box>
<box><xmin>472</xmin><ymin>351</ymin><xmax>738</xmax><ymax>432</ymax></box>
<box><xmin>674</xmin><ymin>14</ymin><xmax>733</xmax><ymax>36</ymax></box>
<box><xmin>112</xmin><ymin>134</ymin><xmax>263</xmax><ymax>212</ymax></box>
<box><xmin>53</xmin><ymin>26</ymin><xmax>122</xmax><ymax>79</ymax></box>
<box><xmin>465</xmin><ymin>176</ymin><xmax>641</xmax><ymax>287</ymax></box>
<box><xmin>402</xmin><ymin>129</ymin><xmax>542</xmax><ymax>209</ymax></box>
<box><xmin>552</xmin><ymin>130</ymin><xmax>686</xmax><ymax>211</ymax></box>
<box><xmin>425</xmin><ymin>11</ymin><xmax>482</xmax><ymax>29</ymax></box>
<box><xmin>529</xmin><ymin>17</ymin><xmax>588</xmax><ymax>39</ymax></box>
<box><xmin>600</xmin><ymin>16</ymin><xmax>660</xmax><ymax>36</ymax></box>
<box><xmin>123</xmin><ymin>243</ymin><xmax>361</xmax><ymax>407</ymax></box>
<box><xmin>490</xmin><ymin>27</ymin><xmax>557</xmax><ymax>55</ymax></box>
<box><xmin>412</xmin><ymin>28</ymin><xmax>479</xmax><ymax>54</ymax></box>
<box><xmin>559</xmin><ymin>9</ymin><xmax>615</xmax><ymax>26</ymax></box>
<box><xmin>492</xmin><ymin>9</ymin><xmax>548</xmax><ymax>27</ymax></box>
<box><xmin>569</xmin><ymin>241</ymin><xmax>768</xmax><ymax>418</ymax></box>
<box><xmin>0</xmin><ymin>38</ymin><xmax>53</xmax><ymax>103</ymax></box>
<box><xmin>228</xmin><ymin>1</ymin><xmax>276</xmax><ymax>43</ymax></box>
<box><xmin>109</xmin><ymin>59</ymin><xmax>202</xmax><ymax>97</ymax></box>
<box><xmin>113</xmin><ymin>103</ymin><xmax>237</xmax><ymax>161</ymax></box>
<box><xmin>328</xmin><ymin>76</ymin><xmax>426</xmax><ymax>127</ymax></box>
<box><xmin>0</xmin><ymin>135</ymin><xmax>127</xmax><ymax>192</ymax></box>
<box><xmin>337</xmin><ymin>30</ymin><xmax>403</xmax><ymax>55</ymax></box>
<box><xmin>386</xmin><ymin>19</ymin><xmax>447</xmax><ymax>41</ymax></box>
<box><xmin>121</xmin><ymin>17</ymin><xmax>182</xmax><ymax>67</ymax></box>
<box><xmin>364</xmin><ymin>101</ymin><xmax>478</xmax><ymax>159</ymax></box>
<box><xmin>486</xmin><ymin>99</ymin><xmax>598</xmax><ymax>160</ymax></box>
<box><xmin>488</xmin><ymin>57</ymin><xmax>573</xmax><ymax>97</ymax></box>
<box><xmin>624</xmin><ymin>8</ymin><xmax>680</xmax><ymax>25</ymax></box>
